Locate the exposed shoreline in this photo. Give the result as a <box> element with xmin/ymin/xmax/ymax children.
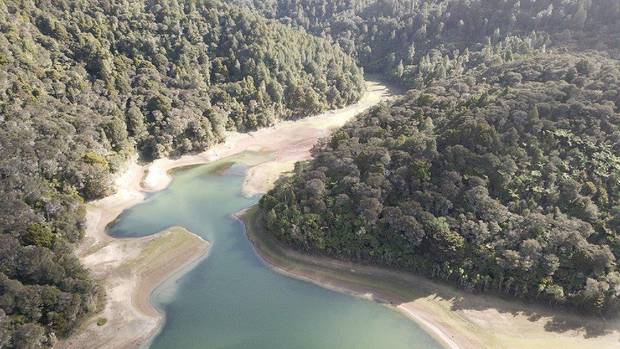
<box><xmin>239</xmin><ymin>206</ymin><xmax>620</xmax><ymax>349</ymax></box>
<box><xmin>60</xmin><ymin>153</ymin><xmax>211</xmax><ymax>349</ymax></box>
<box><xmin>62</xmin><ymin>80</ymin><xmax>395</xmax><ymax>349</ymax></box>
<box><xmin>141</xmin><ymin>80</ymin><xmax>396</xmax><ymax>196</ymax></box>
<box><xmin>237</xmin><ymin>207</ymin><xmax>468</xmax><ymax>349</ymax></box>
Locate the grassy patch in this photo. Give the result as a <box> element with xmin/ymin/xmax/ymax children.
<box><xmin>131</xmin><ymin>227</ymin><xmax>204</xmax><ymax>267</ymax></box>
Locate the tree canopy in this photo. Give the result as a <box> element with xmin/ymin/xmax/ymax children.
<box><xmin>260</xmin><ymin>52</ymin><xmax>620</xmax><ymax>314</ymax></box>
<box><xmin>239</xmin><ymin>0</ymin><xmax>620</xmax><ymax>87</ymax></box>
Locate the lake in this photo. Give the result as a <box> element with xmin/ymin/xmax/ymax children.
<box><xmin>109</xmin><ymin>152</ymin><xmax>442</xmax><ymax>349</ymax></box>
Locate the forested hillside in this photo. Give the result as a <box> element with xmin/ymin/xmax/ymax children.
<box><xmin>259</xmin><ymin>52</ymin><xmax>620</xmax><ymax>313</ymax></box>
<box><xmin>0</xmin><ymin>0</ymin><xmax>363</xmax><ymax>347</ymax></box>
<box><xmin>240</xmin><ymin>0</ymin><xmax>620</xmax><ymax>86</ymax></box>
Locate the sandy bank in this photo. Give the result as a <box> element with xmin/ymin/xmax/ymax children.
<box><xmin>63</xmin><ymin>227</ymin><xmax>208</xmax><ymax>349</ymax></box>
<box><xmin>62</xmin><ymin>152</ymin><xmax>211</xmax><ymax>349</ymax></box>
<box><xmin>141</xmin><ymin>80</ymin><xmax>395</xmax><ymax>196</ymax></box>
<box><xmin>239</xmin><ymin>207</ymin><xmax>620</xmax><ymax>349</ymax></box>
<box><xmin>238</xmin><ymin>207</ymin><xmax>468</xmax><ymax>349</ymax></box>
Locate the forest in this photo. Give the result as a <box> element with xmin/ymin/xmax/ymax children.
<box><xmin>260</xmin><ymin>52</ymin><xmax>620</xmax><ymax>313</ymax></box>
<box><xmin>240</xmin><ymin>0</ymin><xmax>620</xmax><ymax>86</ymax></box>
<box><xmin>258</xmin><ymin>0</ymin><xmax>620</xmax><ymax>314</ymax></box>
<box><xmin>0</xmin><ymin>0</ymin><xmax>362</xmax><ymax>347</ymax></box>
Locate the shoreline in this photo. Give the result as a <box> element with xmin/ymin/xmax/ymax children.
<box><xmin>239</xmin><ymin>207</ymin><xmax>620</xmax><ymax>349</ymax></box>
<box><xmin>237</xmin><ymin>207</ymin><xmax>468</xmax><ymax>349</ymax></box>
<box><xmin>63</xmin><ymin>79</ymin><xmax>395</xmax><ymax>348</ymax></box>
<box><xmin>141</xmin><ymin>80</ymin><xmax>396</xmax><ymax>196</ymax></box>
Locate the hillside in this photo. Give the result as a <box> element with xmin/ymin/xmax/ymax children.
<box><xmin>259</xmin><ymin>52</ymin><xmax>620</xmax><ymax>313</ymax></box>
<box><xmin>240</xmin><ymin>0</ymin><xmax>620</xmax><ymax>86</ymax></box>
<box><xmin>0</xmin><ymin>0</ymin><xmax>363</xmax><ymax>347</ymax></box>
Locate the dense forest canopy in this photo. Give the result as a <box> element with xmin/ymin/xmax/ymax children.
<box><xmin>238</xmin><ymin>0</ymin><xmax>620</xmax><ymax>86</ymax></box>
<box><xmin>0</xmin><ymin>0</ymin><xmax>363</xmax><ymax>347</ymax></box>
<box><xmin>259</xmin><ymin>52</ymin><xmax>620</xmax><ymax>313</ymax></box>
<box><xmin>257</xmin><ymin>0</ymin><xmax>620</xmax><ymax>315</ymax></box>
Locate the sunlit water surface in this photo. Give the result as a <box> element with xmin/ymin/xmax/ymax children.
<box><xmin>109</xmin><ymin>152</ymin><xmax>442</xmax><ymax>349</ymax></box>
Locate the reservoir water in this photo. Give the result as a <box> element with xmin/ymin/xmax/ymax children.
<box><xmin>109</xmin><ymin>152</ymin><xmax>442</xmax><ymax>349</ymax></box>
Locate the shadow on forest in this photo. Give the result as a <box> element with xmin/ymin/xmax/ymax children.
<box><xmin>391</xmin><ymin>280</ymin><xmax>618</xmax><ymax>341</ymax></box>
<box><xmin>441</xmin><ymin>284</ymin><xmax>620</xmax><ymax>340</ymax></box>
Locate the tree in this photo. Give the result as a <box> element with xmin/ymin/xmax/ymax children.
<box><xmin>395</xmin><ymin>59</ymin><xmax>404</xmax><ymax>79</ymax></box>
<box><xmin>22</xmin><ymin>223</ymin><xmax>54</xmax><ymax>248</ymax></box>
<box><xmin>573</xmin><ymin>2</ymin><xmax>588</xmax><ymax>30</ymax></box>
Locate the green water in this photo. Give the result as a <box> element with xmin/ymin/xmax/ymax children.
<box><xmin>109</xmin><ymin>152</ymin><xmax>442</xmax><ymax>349</ymax></box>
